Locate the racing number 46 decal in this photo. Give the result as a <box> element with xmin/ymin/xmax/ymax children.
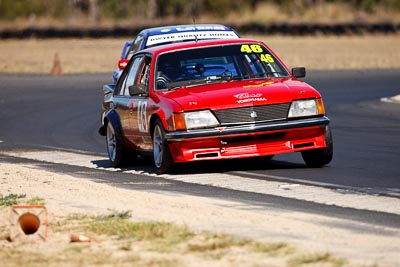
<box><xmin>240</xmin><ymin>44</ymin><xmax>274</xmax><ymax>63</ymax></box>
<box><xmin>138</xmin><ymin>101</ymin><xmax>148</xmax><ymax>132</ymax></box>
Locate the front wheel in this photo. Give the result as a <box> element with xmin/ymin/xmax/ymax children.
<box><xmin>153</xmin><ymin>119</ymin><xmax>174</xmax><ymax>174</ymax></box>
<box><xmin>301</xmin><ymin>125</ymin><xmax>333</xmax><ymax>168</ymax></box>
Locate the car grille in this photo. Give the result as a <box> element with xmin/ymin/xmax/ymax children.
<box><xmin>213</xmin><ymin>103</ymin><xmax>290</xmax><ymax>125</ymax></box>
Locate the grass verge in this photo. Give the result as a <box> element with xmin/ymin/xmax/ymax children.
<box><xmin>0</xmin><ymin>194</ymin><xmax>45</xmax><ymax>207</ymax></box>
<box><xmin>0</xmin><ymin>207</ymin><xmax>348</xmax><ymax>267</ymax></box>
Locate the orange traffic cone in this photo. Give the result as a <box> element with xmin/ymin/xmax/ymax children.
<box><xmin>10</xmin><ymin>205</ymin><xmax>48</xmax><ymax>242</ymax></box>
<box><xmin>50</xmin><ymin>53</ymin><xmax>62</xmax><ymax>76</ymax></box>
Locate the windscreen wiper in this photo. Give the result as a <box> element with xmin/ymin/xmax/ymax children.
<box><xmin>166</xmin><ymin>79</ymin><xmax>206</xmax><ymax>90</ymax></box>
<box><xmin>167</xmin><ymin>75</ymin><xmax>235</xmax><ymax>90</ymax></box>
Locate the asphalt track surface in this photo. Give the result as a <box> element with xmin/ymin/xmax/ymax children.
<box><xmin>1</xmin><ymin>70</ymin><xmax>400</xmax><ymax>227</ymax></box>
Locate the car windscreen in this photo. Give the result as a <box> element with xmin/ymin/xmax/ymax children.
<box><xmin>155</xmin><ymin>43</ymin><xmax>290</xmax><ymax>90</ymax></box>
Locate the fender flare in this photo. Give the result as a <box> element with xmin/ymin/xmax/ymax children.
<box><xmin>149</xmin><ymin>109</ymin><xmax>169</xmax><ymax>138</ymax></box>
<box><xmin>105</xmin><ymin>109</ymin><xmax>123</xmax><ymax>135</ymax></box>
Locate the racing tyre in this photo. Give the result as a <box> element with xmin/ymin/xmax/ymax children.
<box><xmin>301</xmin><ymin>125</ymin><xmax>333</xmax><ymax>168</ymax></box>
<box><xmin>106</xmin><ymin>122</ymin><xmax>128</xmax><ymax>167</ymax></box>
<box><xmin>153</xmin><ymin>119</ymin><xmax>174</xmax><ymax>174</ymax></box>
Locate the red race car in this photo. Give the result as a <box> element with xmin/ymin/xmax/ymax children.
<box><xmin>99</xmin><ymin>38</ymin><xmax>333</xmax><ymax>174</ymax></box>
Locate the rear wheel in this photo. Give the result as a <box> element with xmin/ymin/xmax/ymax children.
<box><xmin>106</xmin><ymin>122</ymin><xmax>128</xmax><ymax>167</ymax></box>
<box><xmin>153</xmin><ymin>119</ymin><xmax>174</xmax><ymax>174</ymax></box>
<box><xmin>301</xmin><ymin>125</ymin><xmax>333</xmax><ymax>167</ymax></box>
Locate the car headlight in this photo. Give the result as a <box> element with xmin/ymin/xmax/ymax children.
<box><xmin>184</xmin><ymin>110</ymin><xmax>219</xmax><ymax>129</ymax></box>
<box><xmin>171</xmin><ymin>110</ymin><xmax>219</xmax><ymax>130</ymax></box>
<box><xmin>288</xmin><ymin>99</ymin><xmax>325</xmax><ymax>118</ymax></box>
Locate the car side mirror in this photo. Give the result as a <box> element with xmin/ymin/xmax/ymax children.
<box><xmin>292</xmin><ymin>67</ymin><xmax>306</xmax><ymax>78</ymax></box>
<box><xmin>129</xmin><ymin>84</ymin><xmax>146</xmax><ymax>96</ymax></box>
<box><xmin>118</xmin><ymin>59</ymin><xmax>130</xmax><ymax>70</ymax></box>
<box><xmin>103</xmin><ymin>84</ymin><xmax>115</xmax><ymax>95</ymax></box>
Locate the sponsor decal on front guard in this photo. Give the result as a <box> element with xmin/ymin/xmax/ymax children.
<box><xmin>234</xmin><ymin>92</ymin><xmax>267</xmax><ymax>104</ymax></box>
<box><xmin>146</xmin><ymin>31</ymin><xmax>239</xmax><ymax>46</ymax></box>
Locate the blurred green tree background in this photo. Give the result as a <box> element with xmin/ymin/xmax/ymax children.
<box><xmin>0</xmin><ymin>0</ymin><xmax>399</xmax><ymax>23</ymax></box>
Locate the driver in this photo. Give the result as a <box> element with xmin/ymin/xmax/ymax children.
<box><xmin>156</xmin><ymin>61</ymin><xmax>185</xmax><ymax>89</ymax></box>
<box><xmin>160</xmin><ymin>62</ymin><xmax>183</xmax><ymax>81</ymax></box>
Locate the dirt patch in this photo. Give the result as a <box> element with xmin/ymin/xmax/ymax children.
<box><xmin>1</xmin><ymin>161</ymin><xmax>399</xmax><ymax>266</ymax></box>
<box><xmin>0</xmin><ymin>35</ymin><xmax>399</xmax><ymax>74</ymax></box>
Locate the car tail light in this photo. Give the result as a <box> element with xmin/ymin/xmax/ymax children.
<box><xmin>118</xmin><ymin>59</ymin><xmax>129</xmax><ymax>70</ymax></box>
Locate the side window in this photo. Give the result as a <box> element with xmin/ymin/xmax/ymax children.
<box><xmin>136</xmin><ymin>56</ymin><xmax>151</xmax><ymax>94</ymax></box>
<box><xmin>127</xmin><ymin>35</ymin><xmax>144</xmax><ymax>59</ymax></box>
<box><xmin>119</xmin><ymin>56</ymin><xmax>144</xmax><ymax>96</ymax></box>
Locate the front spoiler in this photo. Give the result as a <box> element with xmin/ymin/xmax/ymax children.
<box><xmin>165</xmin><ymin>116</ymin><xmax>330</xmax><ymax>141</ymax></box>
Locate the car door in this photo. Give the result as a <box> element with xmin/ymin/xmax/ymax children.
<box><xmin>126</xmin><ymin>55</ymin><xmax>153</xmax><ymax>151</ymax></box>
<box><xmin>113</xmin><ymin>55</ymin><xmax>144</xmax><ymax>147</ymax></box>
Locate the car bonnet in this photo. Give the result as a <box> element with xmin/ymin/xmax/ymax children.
<box><xmin>159</xmin><ymin>78</ymin><xmax>320</xmax><ymax>112</ymax></box>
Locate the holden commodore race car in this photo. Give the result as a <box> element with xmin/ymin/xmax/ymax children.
<box><xmin>99</xmin><ymin>38</ymin><xmax>333</xmax><ymax>174</ymax></box>
<box><xmin>112</xmin><ymin>24</ymin><xmax>240</xmax><ymax>83</ymax></box>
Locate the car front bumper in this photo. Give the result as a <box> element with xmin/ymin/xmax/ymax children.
<box><xmin>165</xmin><ymin>116</ymin><xmax>330</xmax><ymax>162</ymax></box>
